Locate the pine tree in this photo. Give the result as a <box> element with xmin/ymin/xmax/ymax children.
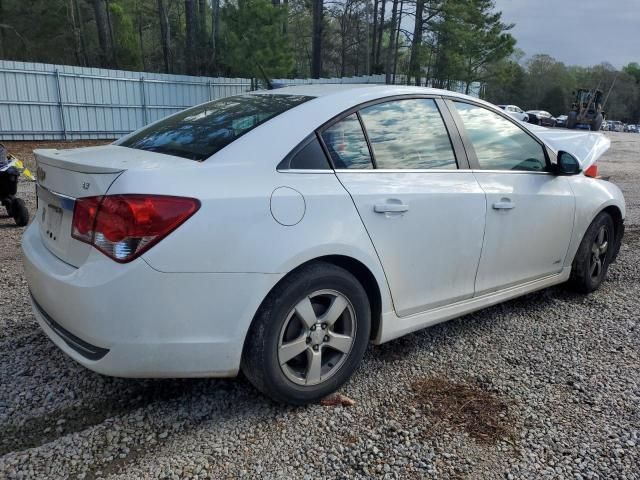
<box><xmin>221</xmin><ymin>0</ymin><xmax>293</xmax><ymax>78</ymax></box>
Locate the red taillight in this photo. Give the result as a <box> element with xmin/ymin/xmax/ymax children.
<box><xmin>584</xmin><ymin>164</ymin><xmax>598</xmax><ymax>178</ymax></box>
<box><xmin>72</xmin><ymin>195</ymin><xmax>200</xmax><ymax>263</ymax></box>
<box><xmin>72</xmin><ymin>196</ymin><xmax>101</xmax><ymax>242</ymax></box>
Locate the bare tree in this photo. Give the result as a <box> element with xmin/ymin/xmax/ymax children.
<box><xmin>311</xmin><ymin>0</ymin><xmax>324</xmax><ymax>78</ymax></box>
<box><xmin>197</xmin><ymin>0</ymin><xmax>207</xmax><ymax>73</ymax></box>
<box><xmin>93</xmin><ymin>0</ymin><xmax>112</xmax><ymax>67</ymax></box>
<box><xmin>392</xmin><ymin>0</ymin><xmax>403</xmax><ymax>83</ymax></box>
<box><xmin>74</xmin><ymin>0</ymin><xmax>90</xmax><ymax>66</ymax></box>
<box><xmin>408</xmin><ymin>0</ymin><xmax>424</xmax><ymax>85</ymax></box>
<box><xmin>408</xmin><ymin>0</ymin><xmax>444</xmax><ymax>85</ymax></box>
<box><xmin>68</xmin><ymin>0</ymin><xmax>85</xmax><ymax>66</ymax></box>
<box><xmin>0</xmin><ymin>0</ymin><xmax>5</xmax><ymax>58</ymax></box>
<box><xmin>157</xmin><ymin>0</ymin><xmax>171</xmax><ymax>73</ymax></box>
<box><xmin>185</xmin><ymin>0</ymin><xmax>197</xmax><ymax>74</ymax></box>
<box><xmin>211</xmin><ymin>0</ymin><xmax>220</xmax><ymax>72</ymax></box>
<box><xmin>384</xmin><ymin>0</ymin><xmax>399</xmax><ymax>83</ymax></box>
<box><xmin>374</xmin><ymin>0</ymin><xmax>385</xmax><ymax>68</ymax></box>
<box><xmin>370</xmin><ymin>0</ymin><xmax>379</xmax><ymax>71</ymax></box>
<box><xmin>104</xmin><ymin>0</ymin><xmax>118</xmax><ymax>68</ymax></box>
<box><xmin>136</xmin><ymin>0</ymin><xmax>147</xmax><ymax>71</ymax></box>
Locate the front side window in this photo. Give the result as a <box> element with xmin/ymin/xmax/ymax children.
<box><xmin>119</xmin><ymin>94</ymin><xmax>313</xmax><ymax>161</ymax></box>
<box><xmin>321</xmin><ymin>114</ymin><xmax>373</xmax><ymax>169</ymax></box>
<box><xmin>359</xmin><ymin>99</ymin><xmax>457</xmax><ymax>170</ymax></box>
<box><xmin>454</xmin><ymin>102</ymin><xmax>547</xmax><ymax>172</ymax></box>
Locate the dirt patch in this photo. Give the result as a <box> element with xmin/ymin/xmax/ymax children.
<box><xmin>411</xmin><ymin>377</ymin><xmax>515</xmax><ymax>444</ymax></box>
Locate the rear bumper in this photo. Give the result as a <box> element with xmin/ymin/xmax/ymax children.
<box><xmin>31</xmin><ymin>294</ymin><xmax>109</xmax><ymax>360</ymax></box>
<box><xmin>22</xmin><ymin>222</ymin><xmax>282</xmax><ymax>378</ymax></box>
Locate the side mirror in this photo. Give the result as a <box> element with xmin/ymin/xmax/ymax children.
<box><xmin>556</xmin><ymin>151</ymin><xmax>581</xmax><ymax>175</ymax></box>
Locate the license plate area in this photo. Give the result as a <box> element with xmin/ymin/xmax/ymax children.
<box><xmin>44</xmin><ymin>204</ymin><xmax>63</xmax><ymax>242</ymax></box>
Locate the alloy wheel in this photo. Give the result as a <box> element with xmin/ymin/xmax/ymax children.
<box><xmin>277</xmin><ymin>289</ymin><xmax>356</xmax><ymax>386</ymax></box>
<box><xmin>589</xmin><ymin>226</ymin><xmax>609</xmax><ymax>279</ymax></box>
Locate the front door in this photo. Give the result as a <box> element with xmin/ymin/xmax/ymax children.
<box><xmin>321</xmin><ymin>98</ymin><xmax>486</xmax><ymax>317</ymax></box>
<box><xmin>449</xmin><ymin>101</ymin><xmax>575</xmax><ymax>295</ymax></box>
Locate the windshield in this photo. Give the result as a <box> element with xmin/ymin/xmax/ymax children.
<box><xmin>118</xmin><ymin>94</ymin><xmax>313</xmax><ymax>161</ymax></box>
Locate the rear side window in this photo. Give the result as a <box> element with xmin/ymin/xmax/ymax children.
<box><xmin>359</xmin><ymin>99</ymin><xmax>457</xmax><ymax>169</ymax></box>
<box><xmin>454</xmin><ymin>102</ymin><xmax>547</xmax><ymax>172</ymax></box>
<box><xmin>279</xmin><ymin>135</ymin><xmax>331</xmax><ymax>170</ymax></box>
<box><xmin>321</xmin><ymin>114</ymin><xmax>373</xmax><ymax>169</ymax></box>
<box><xmin>118</xmin><ymin>94</ymin><xmax>313</xmax><ymax>161</ymax></box>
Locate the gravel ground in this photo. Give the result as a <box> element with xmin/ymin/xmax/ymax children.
<box><xmin>1</xmin><ymin>134</ymin><xmax>638</xmax><ymax>479</ymax></box>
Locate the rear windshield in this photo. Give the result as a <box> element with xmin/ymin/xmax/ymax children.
<box><xmin>118</xmin><ymin>94</ymin><xmax>313</xmax><ymax>161</ymax></box>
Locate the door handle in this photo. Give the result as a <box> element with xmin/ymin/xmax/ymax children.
<box><xmin>374</xmin><ymin>203</ymin><xmax>409</xmax><ymax>213</ymax></box>
<box><xmin>492</xmin><ymin>200</ymin><xmax>515</xmax><ymax>210</ymax></box>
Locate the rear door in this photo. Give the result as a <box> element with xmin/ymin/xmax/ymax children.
<box><xmin>447</xmin><ymin>100</ymin><xmax>575</xmax><ymax>295</ymax></box>
<box><xmin>322</xmin><ymin>97</ymin><xmax>486</xmax><ymax>317</ymax></box>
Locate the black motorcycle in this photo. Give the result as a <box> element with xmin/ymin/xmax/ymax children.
<box><xmin>0</xmin><ymin>144</ymin><xmax>30</xmax><ymax>227</ymax></box>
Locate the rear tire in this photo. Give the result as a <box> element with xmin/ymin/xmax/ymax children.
<box><xmin>567</xmin><ymin>111</ymin><xmax>578</xmax><ymax>129</ymax></box>
<box><xmin>241</xmin><ymin>262</ymin><xmax>371</xmax><ymax>405</ymax></box>
<box><xmin>11</xmin><ymin>197</ymin><xmax>29</xmax><ymax>226</ymax></box>
<box><xmin>568</xmin><ymin>212</ymin><xmax>614</xmax><ymax>293</ymax></box>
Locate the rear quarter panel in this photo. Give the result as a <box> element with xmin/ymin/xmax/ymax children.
<box><xmin>107</xmin><ymin>109</ymin><xmax>395</xmax><ymax>317</ymax></box>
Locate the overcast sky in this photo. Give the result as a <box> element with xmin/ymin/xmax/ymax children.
<box><xmin>493</xmin><ymin>0</ymin><xmax>639</xmax><ymax>68</ymax></box>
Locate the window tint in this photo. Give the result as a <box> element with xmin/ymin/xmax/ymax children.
<box><xmin>321</xmin><ymin>114</ymin><xmax>373</xmax><ymax>169</ymax></box>
<box><xmin>282</xmin><ymin>135</ymin><xmax>330</xmax><ymax>170</ymax></box>
<box><xmin>119</xmin><ymin>94</ymin><xmax>313</xmax><ymax>161</ymax></box>
<box><xmin>359</xmin><ymin>99</ymin><xmax>457</xmax><ymax>169</ymax></box>
<box><xmin>454</xmin><ymin>102</ymin><xmax>547</xmax><ymax>171</ymax></box>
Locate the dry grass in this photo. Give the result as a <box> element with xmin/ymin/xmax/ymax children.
<box><xmin>411</xmin><ymin>377</ymin><xmax>515</xmax><ymax>444</ymax></box>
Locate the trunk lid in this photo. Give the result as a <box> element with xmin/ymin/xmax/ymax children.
<box><xmin>34</xmin><ymin>145</ymin><xmax>188</xmax><ymax>267</ymax></box>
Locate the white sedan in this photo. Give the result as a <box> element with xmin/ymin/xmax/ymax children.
<box><xmin>23</xmin><ymin>85</ymin><xmax>625</xmax><ymax>404</ymax></box>
<box><xmin>497</xmin><ymin>104</ymin><xmax>529</xmax><ymax>122</ymax></box>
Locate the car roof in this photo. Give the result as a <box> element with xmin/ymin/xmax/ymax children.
<box><xmin>247</xmin><ymin>84</ymin><xmax>493</xmax><ymax>120</ymax></box>
<box><xmin>251</xmin><ymin>83</ymin><xmax>481</xmax><ymax>103</ymax></box>
<box><xmin>253</xmin><ymin>83</ymin><xmax>445</xmax><ymax>97</ymax></box>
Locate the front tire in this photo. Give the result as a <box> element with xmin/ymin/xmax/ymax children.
<box><xmin>241</xmin><ymin>262</ymin><xmax>371</xmax><ymax>405</ymax></box>
<box><xmin>569</xmin><ymin>212</ymin><xmax>615</xmax><ymax>293</ymax></box>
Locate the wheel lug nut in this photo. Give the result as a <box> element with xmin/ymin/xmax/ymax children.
<box><xmin>311</xmin><ymin>325</ymin><xmax>316</xmax><ymax>331</ymax></box>
<box><xmin>313</xmin><ymin>345</ymin><xmax>319</xmax><ymax>351</ymax></box>
<box><xmin>324</xmin><ymin>335</ymin><xmax>329</xmax><ymax>342</ymax></box>
<box><xmin>321</xmin><ymin>323</ymin><xmax>327</xmax><ymax>330</ymax></box>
